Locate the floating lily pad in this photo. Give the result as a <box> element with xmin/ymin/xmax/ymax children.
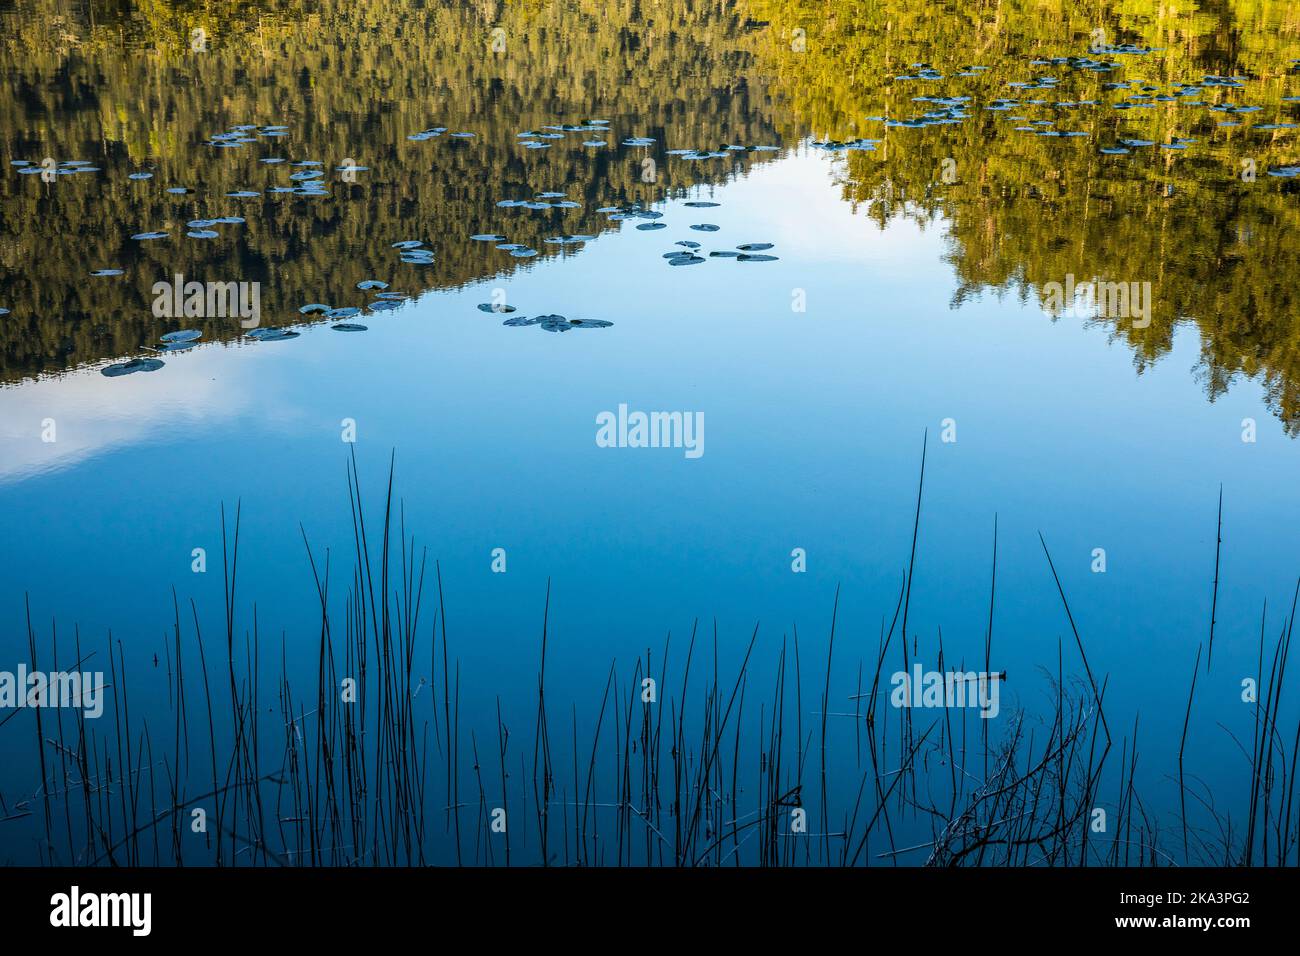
<box><xmin>331</xmin><ymin>323</ymin><xmax>368</xmax><ymax>332</ymax></box>
<box><xmin>90</xmin><ymin>269</ymin><xmax>125</xmax><ymax>277</ymax></box>
<box><xmin>690</xmin><ymin>224</ymin><xmax>720</xmax><ymax>232</ymax></box>
<box><xmin>392</xmin><ymin>240</ymin><xmax>425</xmax><ymax>249</ymax></box>
<box><xmin>128</xmin><ymin>172</ymin><xmax>153</xmax><ymax>180</ymax></box>
<box><xmin>325</xmin><ymin>307</ymin><xmax>361</xmax><ymax>319</ymax></box>
<box><xmin>131</xmin><ymin>231</ymin><xmax>169</xmax><ymax>240</ymax></box>
<box><xmin>471</xmin><ymin>234</ymin><xmax>508</xmax><ymax>242</ymax></box>
<box><xmin>102</xmin><ymin>358</ymin><xmax>165</xmax><ymax>377</ymax></box>
<box><xmin>478</xmin><ymin>303</ymin><xmax>517</xmax><ymax>313</ymax></box>
<box><xmin>503</xmin><ymin>315</ymin><xmax>543</xmax><ymax>327</ymax></box>
<box><xmin>160</xmin><ymin>329</ymin><xmax>202</xmax><ymax>343</ymax></box>
<box><xmin>299</xmin><ymin>303</ymin><xmax>332</xmax><ymax>314</ymax></box>
<box><xmin>356</xmin><ymin>280</ymin><xmax>389</xmax><ymax>291</ymax></box>
<box><xmin>636</xmin><ymin>222</ymin><xmax>667</xmax><ymax>231</ymax></box>
<box><xmin>368</xmin><ymin>300</ymin><xmax>403</xmax><ymax>311</ymax></box>
<box><xmin>736</xmin><ymin>243</ymin><xmax>774</xmax><ymax>251</ymax></box>
<box><xmin>737</xmin><ymin>253</ymin><xmax>779</xmax><ymax>262</ymax></box>
<box><xmin>668</xmin><ymin>255</ymin><xmax>706</xmax><ymax>266</ymax></box>
<box><xmin>187</xmin><ymin>229</ymin><xmax>219</xmax><ymax>239</ymax></box>
<box><xmin>247</xmin><ymin>328</ymin><xmax>300</xmax><ymax>341</ymax></box>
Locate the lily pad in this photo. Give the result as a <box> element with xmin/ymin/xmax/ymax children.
<box><xmin>102</xmin><ymin>358</ymin><xmax>165</xmax><ymax>377</ymax></box>
<box><xmin>247</xmin><ymin>328</ymin><xmax>300</xmax><ymax>341</ymax></box>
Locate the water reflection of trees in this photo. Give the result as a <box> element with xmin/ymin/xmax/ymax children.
<box><xmin>0</xmin><ymin>0</ymin><xmax>782</xmax><ymax>381</ymax></box>
<box><xmin>5</xmin><ymin>0</ymin><xmax>1300</xmax><ymax>432</ymax></box>
<box><xmin>749</xmin><ymin>0</ymin><xmax>1300</xmax><ymax>430</ymax></box>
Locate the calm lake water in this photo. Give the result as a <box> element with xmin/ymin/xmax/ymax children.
<box><xmin>3</xmin><ymin>0</ymin><xmax>1300</xmax><ymax>866</ymax></box>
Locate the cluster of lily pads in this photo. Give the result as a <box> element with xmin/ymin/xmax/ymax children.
<box><xmin>392</xmin><ymin>240</ymin><xmax>435</xmax><ymax>266</ymax></box>
<box><xmin>515</xmin><ymin>120</ymin><xmax>611</xmax><ymax>149</ymax></box>
<box><xmin>100</xmin><ymin>328</ymin><xmax>204</xmax><ymax>376</ymax></box>
<box><xmin>297</xmin><ymin>280</ymin><xmax>410</xmax><ymax>332</ymax></box>
<box><xmin>128</xmin><ymin>215</ymin><xmax>246</xmax><ymax>243</ymax></box>
<box><xmin>495</xmin><ymin>193</ymin><xmax>582</xmax><ymax>210</ymax></box>
<box><xmin>12</xmin><ymin>159</ymin><xmax>100</xmax><ymax>176</ymax></box>
<box><xmin>874</xmin><ymin>52</ymin><xmax>1300</xmax><ymax>162</ymax></box>
<box><xmin>204</xmin><ymin>124</ymin><xmax>289</xmax><ymax>148</ymax></box>
<box><xmin>666</xmin><ymin>144</ymin><xmax>780</xmax><ymax>160</ymax></box>
<box><xmin>662</xmin><ymin>241</ymin><xmax>777</xmax><ymax>267</ymax></box>
<box><xmin>810</xmin><ymin>138</ymin><xmax>879</xmax><ymax>152</ymax></box>
<box><xmin>477</xmin><ymin>303</ymin><xmax>611</xmax><ymax>333</ymax></box>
